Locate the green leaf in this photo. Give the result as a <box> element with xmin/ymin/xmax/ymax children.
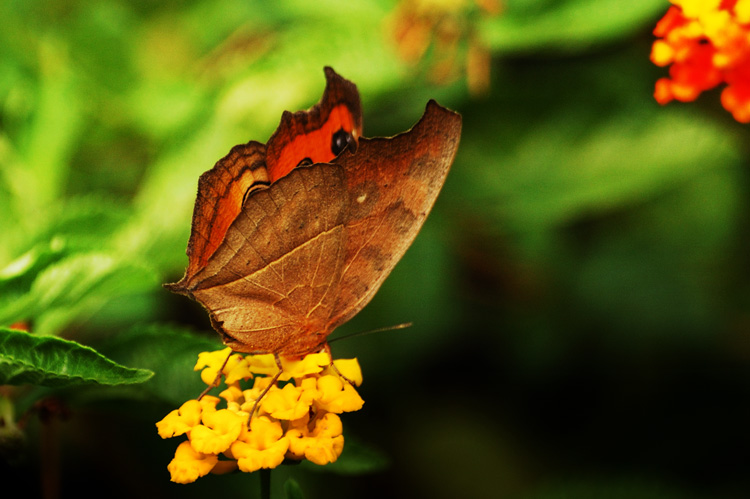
<box><xmin>283</xmin><ymin>478</ymin><xmax>305</xmax><ymax>499</ymax></box>
<box><xmin>28</xmin><ymin>196</ymin><xmax>132</xmax><ymax>253</ymax></box>
<box><xmin>0</xmin><ymin>327</ymin><xmax>153</xmax><ymax>387</ymax></box>
<box><xmin>0</xmin><ymin>237</ymin><xmax>67</xmax><ymax>299</ymax></box>
<box><xmin>1</xmin><ymin>37</ymin><xmax>84</xmax><ymax>224</ymax></box>
<box><xmin>0</xmin><ymin>252</ymin><xmax>158</xmax><ymax>336</ymax></box>
<box><xmin>98</xmin><ymin>323</ymin><xmax>222</xmax><ymax>405</ymax></box>
<box><xmin>482</xmin><ymin>0</ymin><xmax>666</xmax><ymax>53</ymax></box>
<box><xmin>452</xmin><ymin>47</ymin><xmax>742</xmax><ymax>262</ymax></box>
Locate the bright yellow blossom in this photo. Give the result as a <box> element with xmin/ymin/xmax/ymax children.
<box><xmin>244</xmin><ymin>353</ymin><xmax>279</xmax><ymax>376</ymax></box>
<box><xmin>279</xmin><ymin>351</ymin><xmax>330</xmax><ymax>379</ymax></box>
<box><xmin>315</xmin><ymin>375</ymin><xmax>365</xmax><ymax>414</ymax></box>
<box><xmin>155</xmin><ymin>399</ymin><xmax>202</xmax><ymax>438</ymax></box>
<box><xmin>286</xmin><ymin>412</ymin><xmax>345</xmax><ymax>465</ymax></box>
<box><xmin>156</xmin><ymin>349</ymin><xmax>364</xmax><ymax>483</ymax></box>
<box><xmin>230</xmin><ymin>416</ymin><xmax>289</xmax><ymax>473</ymax></box>
<box><xmin>189</xmin><ymin>408</ymin><xmax>245</xmax><ymax>454</ymax></box>
<box><xmin>167</xmin><ymin>441</ymin><xmax>219</xmax><ymax>484</ymax></box>
<box><xmin>260</xmin><ymin>378</ymin><xmax>318</xmax><ymax>420</ymax></box>
<box><xmin>331</xmin><ymin>358</ymin><xmax>364</xmax><ymax>386</ymax></box>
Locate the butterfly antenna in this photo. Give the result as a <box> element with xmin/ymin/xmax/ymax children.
<box><xmin>328</xmin><ymin>322</ymin><xmax>413</xmax><ymax>344</ymax></box>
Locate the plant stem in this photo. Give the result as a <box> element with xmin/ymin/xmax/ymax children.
<box><xmin>260</xmin><ymin>469</ymin><xmax>271</xmax><ymax>499</ymax></box>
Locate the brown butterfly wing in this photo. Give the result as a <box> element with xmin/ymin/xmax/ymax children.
<box><xmin>168</xmin><ymin>67</ymin><xmax>362</xmax><ymax>294</ymax></box>
<box><xmin>327</xmin><ymin>99</ymin><xmax>462</xmax><ymax>329</ymax></box>
<box><xmin>184</xmin><ymin>164</ymin><xmax>351</xmax><ymax>354</ymax></box>
<box><xmin>178</xmin><ymin>100</ymin><xmax>461</xmax><ymax>356</ymax></box>
<box><xmin>168</xmin><ymin>142</ymin><xmax>269</xmax><ymax>287</ymax></box>
<box><xmin>265</xmin><ymin>67</ymin><xmax>362</xmax><ymax>182</ymax></box>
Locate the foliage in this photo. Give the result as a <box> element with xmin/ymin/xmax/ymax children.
<box><xmin>0</xmin><ymin>0</ymin><xmax>748</xmax><ymax>498</ymax></box>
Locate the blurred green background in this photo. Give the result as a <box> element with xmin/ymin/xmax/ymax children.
<box><xmin>2</xmin><ymin>0</ymin><xmax>749</xmax><ymax>497</ymax></box>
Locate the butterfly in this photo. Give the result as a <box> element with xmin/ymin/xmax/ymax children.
<box><xmin>166</xmin><ymin>67</ymin><xmax>461</xmax><ymax>358</ymax></box>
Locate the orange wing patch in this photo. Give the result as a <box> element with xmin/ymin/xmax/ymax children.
<box><xmin>183</xmin><ymin>142</ymin><xmax>268</xmax><ymax>279</ymax></box>
<box><xmin>266</xmin><ymin>104</ymin><xmax>358</xmax><ymax>182</ymax></box>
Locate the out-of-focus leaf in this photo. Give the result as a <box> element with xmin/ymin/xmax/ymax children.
<box><xmin>0</xmin><ymin>237</ymin><xmax>67</xmax><ymax>297</ymax></box>
<box><xmin>0</xmin><ymin>252</ymin><xmax>158</xmax><ymax>336</ymax></box>
<box><xmin>284</xmin><ymin>478</ymin><xmax>305</xmax><ymax>499</ymax></box>
<box><xmin>1</xmin><ymin>39</ymin><xmax>84</xmax><ymax>222</ymax></box>
<box><xmin>118</xmin><ymin>0</ymin><xmax>399</xmax><ymax>273</ymax></box>
<box><xmin>453</xmin><ymin>49</ymin><xmax>741</xmax><ymax>259</ymax></box>
<box><xmin>0</xmin><ymin>327</ymin><xmax>153</xmax><ymax>387</ymax></box>
<box><xmin>25</xmin><ymin>196</ymin><xmax>132</xmax><ymax>252</ymax></box>
<box><xmin>564</xmin><ymin>165</ymin><xmax>740</xmax><ymax>344</ymax></box>
<box><xmin>482</xmin><ymin>0</ymin><xmax>665</xmax><ymax>53</ymax></box>
<box><xmin>98</xmin><ymin>323</ymin><xmax>221</xmax><ymax>406</ymax></box>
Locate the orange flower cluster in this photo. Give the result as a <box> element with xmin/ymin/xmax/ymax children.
<box><xmin>650</xmin><ymin>0</ymin><xmax>750</xmax><ymax>122</ymax></box>
<box><xmin>156</xmin><ymin>349</ymin><xmax>364</xmax><ymax>483</ymax></box>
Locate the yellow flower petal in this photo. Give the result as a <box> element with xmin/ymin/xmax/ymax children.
<box><xmin>198</xmin><ymin>395</ymin><xmax>221</xmax><ymax>413</ymax></box>
<box><xmin>260</xmin><ymin>380</ymin><xmax>317</xmax><ymax>420</ymax></box>
<box><xmin>224</xmin><ymin>357</ymin><xmax>253</xmax><ymax>384</ymax></box>
<box><xmin>674</xmin><ymin>0</ymin><xmax>721</xmax><ymax>19</ymax></box>
<box><xmin>189</xmin><ymin>409</ymin><xmax>245</xmax><ymax>454</ymax></box>
<box><xmin>219</xmin><ymin>384</ymin><xmax>244</xmax><ymax>404</ymax></box>
<box><xmin>650</xmin><ymin>39</ymin><xmax>675</xmax><ymax>66</ymax></box>
<box><xmin>304</xmin><ymin>435</ymin><xmax>345</xmax><ymax>466</ymax></box>
<box><xmin>230</xmin><ymin>416</ymin><xmax>289</xmax><ymax>473</ymax></box>
<box><xmin>156</xmin><ymin>399</ymin><xmax>202</xmax><ymax>439</ymax></box>
<box><xmin>315</xmin><ymin>375</ymin><xmax>364</xmax><ymax>413</ymax></box>
<box><xmin>167</xmin><ymin>441</ymin><xmax>218</xmax><ymax>484</ymax></box>
<box><xmin>245</xmin><ymin>353</ymin><xmax>279</xmax><ymax>376</ymax></box>
<box><xmin>195</xmin><ymin>349</ymin><xmax>250</xmax><ymax>386</ymax></box>
<box><xmin>331</xmin><ymin>358</ymin><xmax>363</xmax><ymax>386</ymax></box>
<box><xmin>736</xmin><ymin>0</ymin><xmax>750</xmax><ymax>24</ymax></box>
<box><xmin>279</xmin><ymin>351</ymin><xmax>330</xmax><ymax>380</ymax></box>
<box><xmin>232</xmin><ymin>440</ymin><xmax>289</xmax><ymax>473</ymax></box>
<box><xmin>286</xmin><ymin>413</ymin><xmax>345</xmax><ymax>465</ymax></box>
<box><xmin>237</xmin><ymin>376</ymin><xmax>275</xmax><ymax>414</ymax></box>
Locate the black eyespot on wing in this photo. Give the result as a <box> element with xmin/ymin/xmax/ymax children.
<box><xmin>331</xmin><ymin>128</ymin><xmax>352</xmax><ymax>156</ymax></box>
<box><xmin>297</xmin><ymin>157</ymin><xmax>313</xmax><ymax>167</ymax></box>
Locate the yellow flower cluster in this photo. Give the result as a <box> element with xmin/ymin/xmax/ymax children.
<box><xmin>156</xmin><ymin>349</ymin><xmax>364</xmax><ymax>484</ymax></box>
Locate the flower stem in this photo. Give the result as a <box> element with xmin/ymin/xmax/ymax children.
<box><xmin>260</xmin><ymin>469</ymin><xmax>271</xmax><ymax>499</ymax></box>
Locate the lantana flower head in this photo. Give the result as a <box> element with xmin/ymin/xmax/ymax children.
<box><xmin>651</xmin><ymin>0</ymin><xmax>750</xmax><ymax>122</ymax></box>
<box><xmin>156</xmin><ymin>349</ymin><xmax>364</xmax><ymax>483</ymax></box>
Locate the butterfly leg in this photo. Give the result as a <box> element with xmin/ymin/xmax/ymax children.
<box><xmin>197</xmin><ymin>349</ymin><xmax>234</xmax><ymax>400</ymax></box>
<box><xmin>321</xmin><ymin>343</ymin><xmax>356</xmax><ymax>387</ymax></box>
<box><xmin>246</xmin><ymin>354</ymin><xmax>284</xmax><ymax>427</ymax></box>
